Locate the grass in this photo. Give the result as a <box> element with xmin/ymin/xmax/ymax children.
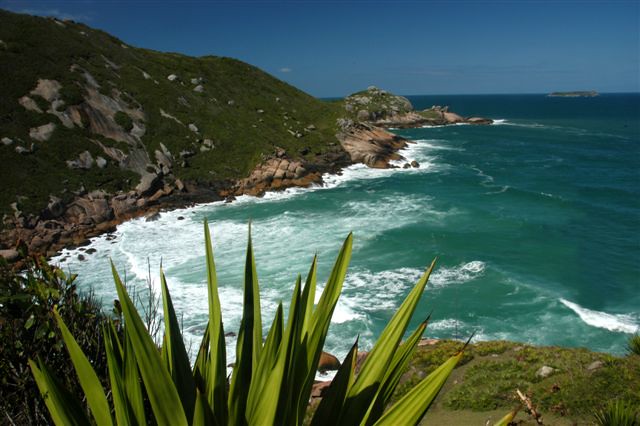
<box><xmin>391</xmin><ymin>339</ymin><xmax>640</xmax><ymax>424</ymax></box>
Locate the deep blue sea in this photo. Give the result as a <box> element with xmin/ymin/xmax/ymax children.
<box><xmin>53</xmin><ymin>93</ymin><xmax>640</xmax><ymax>364</ymax></box>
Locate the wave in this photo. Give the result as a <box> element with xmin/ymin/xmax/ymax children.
<box><xmin>560</xmin><ymin>298</ymin><xmax>639</xmax><ymax>334</ymax></box>
<box><xmin>484</xmin><ymin>185</ymin><xmax>510</xmax><ymax>195</ymax></box>
<box><xmin>429</xmin><ymin>261</ymin><xmax>486</xmax><ymax>287</ymax></box>
<box><xmin>413</xmin><ymin>139</ymin><xmax>465</xmax><ymax>151</ymax></box>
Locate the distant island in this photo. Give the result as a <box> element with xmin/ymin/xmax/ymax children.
<box><xmin>548</xmin><ymin>91</ymin><xmax>599</xmax><ymax>97</ymax></box>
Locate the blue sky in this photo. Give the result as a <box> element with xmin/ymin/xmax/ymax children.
<box><xmin>2</xmin><ymin>0</ymin><xmax>638</xmax><ymax>97</ymax></box>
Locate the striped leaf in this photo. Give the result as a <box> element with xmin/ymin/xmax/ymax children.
<box><xmin>311</xmin><ymin>337</ymin><xmax>359</xmax><ymax>426</ymax></box>
<box><xmin>111</xmin><ymin>263</ymin><xmax>188</xmax><ymax>426</ymax></box>
<box><xmin>341</xmin><ymin>259</ymin><xmax>436</xmax><ymax>424</ymax></box>
<box><xmin>29</xmin><ymin>358</ymin><xmax>90</xmax><ymax>426</ymax></box>
<box><xmin>103</xmin><ymin>322</ymin><xmax>133</xmax><ymax>426</ymax></box>
<box><xmin>53</xmin><ymin>309</ymin><xmax>112</xmax><ymax>426</ymax></box>
<box><xmin>493</xmin><ymin>407</ymin><xmax>520</xmax><ymax>426</ymax></box>
<box><xmin>228</xmin><ymin>225</ymin><xmax>262</xmax><ymax>425</ymax></box>
<box><xmin>160</xmin><ymin>270</ymin><xmax>197</xmax><ymax>423</ymax></box>
<box><xmin>373</xmin><ymin>348</ymin><xmax>465</xmax><ymax>425</ymax></box>
<box><xmin>123</xmin><ymin>329</ymin><xmax>146</xmax><ymax>426</ymax></box>
<box><xmin>203</xmin><ymin>221</ymin><xmax>228</xmax><ymax>424</ymax></box>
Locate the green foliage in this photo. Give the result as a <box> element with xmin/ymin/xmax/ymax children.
<box><xmin>628</xmin><ymin>334</ymin><xmax>640</xmax><ymax>356</ymax></box>
<box><xmin>31</xmin><ymin>224</ymin><xmax>465</xmax><ymax>425</ymax></box>
<box><xmin>114</xmin><ymin>110</ymin><xmax>133</xmax><ymax>131</ymax></box>
<box><xmin>0</xmin><ymin>257</ymin><xmax>108</xmax><ymax>425</ymax></box>
<box><xmin>59</xmin><ymin>83</ymin><xmax>85</xmax><ymax>106</ymax></box>
<box><xmin>593</xmin><ymin>400</ymin><xmax>639</xmax><ymax>426</ymax></box>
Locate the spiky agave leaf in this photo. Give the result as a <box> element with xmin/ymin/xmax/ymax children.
<box><xmin>228</xmin><ymin>224</ymin><xmax>262</xmax><ymax>425</ymax></box>
<box><xmin>29</xmin><ymin>358</ymin><xmax>90</xmax><ymax>426</ymax></box>
<box><xmin>373</xmin><ymin>338</ymin><xmax>472</xmax><ymax>426</ymax></box>
<box><xmin>203</xmin><ymin>220</ymin><xmax>228</xmax><ymax>424</ymax></box>
<box><xmin>338</xmin><ymin>259</ymin><xmax>437</xmax><ymax>424</ymax></box>
<box><xmin>53</xmin><ymin>308</ymin><xmax>113</xmax><ymax>426</ymax></box>
<box><xmin>160</xmin><ymin>269</ymin><xmax>196</xmax><ymax>423</ymax></box>
<box><xmin>111</xmin><ymin>263</ymin><xmax>188</xmax><ymax>426</ymax></box>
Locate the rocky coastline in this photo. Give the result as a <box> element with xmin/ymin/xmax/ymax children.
<box><xmin>0</xmin><ymin>86</ymin><xmax>492</xmax><ymax>265</ymax></box>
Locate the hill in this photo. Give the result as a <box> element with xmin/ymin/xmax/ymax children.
<box><xmin>0</xmin><ymin>10</ymin><xmax>412</xmax><ymax>257</ymax></box>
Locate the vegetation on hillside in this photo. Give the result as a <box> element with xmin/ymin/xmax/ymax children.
<box><xmin>396</xmin><ymin>339</ymin><xmax>640</xmax><ymax>424</ymax></box>
<box><xmin>0</xmin><ymin>9</ymin><xmax>344</xmax><ymax>220</ymax></box>
<box><xmin>0</xmin><ymin>255</ymin><xmax>110</xmax><ymax>424</ymax></box>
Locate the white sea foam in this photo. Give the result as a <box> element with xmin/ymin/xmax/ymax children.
<box><xmin>485</xmin><ymin>185</ymin><xmax>510</xmax><ymax>195</ymax></box>
<box><xmin>560</xmin><ymin>299</ymin><xmax>639</xmax><ymax>334</ymax></box>
<box><xmin>428</xmin><ymin>261</ymin><xmax>486</xmax><ymax>287</ymax></box>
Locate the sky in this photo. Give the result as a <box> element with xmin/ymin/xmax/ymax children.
<box><xmin>1</xmin><ymin>0</ymin><xmax>639</xmax><ymax>97</ymax></box>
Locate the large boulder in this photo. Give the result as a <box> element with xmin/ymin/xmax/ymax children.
<box><xmin>110</xmin><ymin>193</ymin><xmax>139</xmax><ymax>218</ymax></box>
<box><xmin>318</xmin><ymin>351</ymin><xmax>340</xmax><ymax>372</ymax></box>
<box><xmin>41</xmin><ymin>195</ymin><xmax>65</xmax><ymax>219</ymax></box>
<box><xmin>67</xmin><ymin>151</ymin><xmax>95</xmax><ymax>169</ymax></box>
<box><xmin>136</xmin><ymin>172</ymin><xmax>162</xmax><ymax>196</ymax></box>
<box><xmin>466</xmin><ymin>117</ymin><xmax>493</xmax><ymax>125</ymax></box>
<box><xmin>30</xmin><ymin>79</ymin><xmax>62</xmax><ymax>102</ymax></box>
<box><xmin>0</xmin><ymin>249</ymin><xmax>19</xmax><ymax>262</ymax></box>
<box><xmin>443</xmin><ymin>112</ymin><xmax>464</xmax><ymax>123</ymax></box>
<box><xmin>29</xmin><ymin>123</ymin><xmax>56</xmax><ymax>141</ymax></box>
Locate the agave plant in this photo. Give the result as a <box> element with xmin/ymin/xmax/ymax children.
<box><xmin>30</xmin><ymin>221</ymin><xmax>469</xmax><ymax>425</ymax></box>
<box><xmin>593</xmin><ymin>400</ymin><xmax>639</xmax><ymax>426</ymax></box>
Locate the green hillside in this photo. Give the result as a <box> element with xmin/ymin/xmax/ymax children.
<box><xmin>0</xmin><ymin>9</ymin><xmax>344</xmax><ymax>219</ymax></box>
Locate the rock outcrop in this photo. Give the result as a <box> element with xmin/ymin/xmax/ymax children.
<box><xmin>232</xmin><ymin>153</ymin><xmax>321</xmax><ymax>196</ymax></box>
<box><xmin>336</xmin><ymin>121</ymin><xmax>408</xmax><ymax>168</ymax></box>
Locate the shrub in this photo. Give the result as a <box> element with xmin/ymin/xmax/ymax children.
<box><xmin>59</xmin><ymin>83</ymin><xmax>85</xmax><ymax>106</ymax></box>
<box><xmin>0</xmin><ymin>256</ymin><xmax>109</xmax><ymax>425</ymax></box>
<box><xmin>628</xmin><ymin>334</ymin><xmax>640</xmax><ymax>357</ymax></box>
<box><xmin>31</xmin><ymin>223</ymin><xmax>469</xmax><ymax>425</ymax></box>
<box><xmin>114</xmin><ymin>110</ymin><xmax>133</xmax><ymax>131</ymax></box>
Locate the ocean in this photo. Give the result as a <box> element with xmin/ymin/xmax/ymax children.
<box><xmin>52</xmin><ymin>93</ymin><xmax>640</xmax><ymax>364</ymax></box>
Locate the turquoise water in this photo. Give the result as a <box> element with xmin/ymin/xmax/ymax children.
<box><xmin>53</xmin><ymin>94</ymin><xmax>640</xmax><ymax>362</ymax></box>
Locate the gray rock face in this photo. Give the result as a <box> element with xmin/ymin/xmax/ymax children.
<box><xmin>111</xmin><ymin>192</ymin><xmax>138</xmax><ymax>218</ymax></box>
<box><xmin>96</xmin><ymin>156</ymin><xmax>107</xmax><ymax>168</ymax></box>
<box><xmin>193</xmin><ymin>85</ymin><xmax>204</xmax><ymax>93</ymax></box>
<box><xmin>536</xmin><ymin>365</ymin><xmax>556</xmax><ymax>378</ymax></box>
<box><xmin>15</xmin><ymin>144</ymin><xmax>34</xmax><ymax>155</ymax></box>
<box><xmin>19</xmin><ymin>96</ymin><xmax>43</xmax><ymax>112</ymax></box>
<box><xmin>167</xmin><ymin>74</ymin><xmax>178</xmax><ymax>81</ymax></box>
<box><xmin>587</xmin><ymin>360</ymin><xmax>604</xmax><ymax>371</ymax></box>
<box><xmin>1</xmin><ymin>137</ymin><xmax>13</xmax><ymax>146</ymax></box>
<box><xmin>357</xmin><ymin>110</ymin><xmax>371</xmax><ymax>121</ymax></box>
<box><xmin>29</xmin><ymin>122</ymin><xmax>56</xmax><ymax>141</ymax></box>
<box><xmin>43</xmin><ymin>195</ymin><xmax>65</xmax><ymax>219</ymax></box>
<box><xmin>136</xmin><ymin>172</ymin><xmax>162</xmax><ymax>196</ymax></box>
<box><xmin>188</xmin><ymin>123</ymin><xmax>199</xmax><ymax>133</ymax></box>
<box><xmin>30</xmin><ymin>79</ymin><xmax>62</xmax><ymax>102</ymax></box>
<box><xmin>67</xmin><ymin>151</ymin><xmax>94</xmax><ymax>169</ymax></box>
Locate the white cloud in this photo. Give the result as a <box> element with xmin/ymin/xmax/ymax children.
<box><xmin>279</xmin><ymin>67</ymin><xmax>292</xmax><ymax>73</ymax></box>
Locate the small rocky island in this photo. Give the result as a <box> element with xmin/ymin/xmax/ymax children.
<box><xmin>548</xmin><ymin>91</ymin><xmax>599</xmax><ymax>97</ymax></box>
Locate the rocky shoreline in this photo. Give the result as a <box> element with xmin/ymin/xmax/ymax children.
<box><xmin>0</xmin><ymin>122</ymin><xmax>409</xmax><ymax>263</ymax></box>
<box><xmin>0</xmin><ymin>87</ymin><xmax>492</xmax><ymax>265</ymax></box>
